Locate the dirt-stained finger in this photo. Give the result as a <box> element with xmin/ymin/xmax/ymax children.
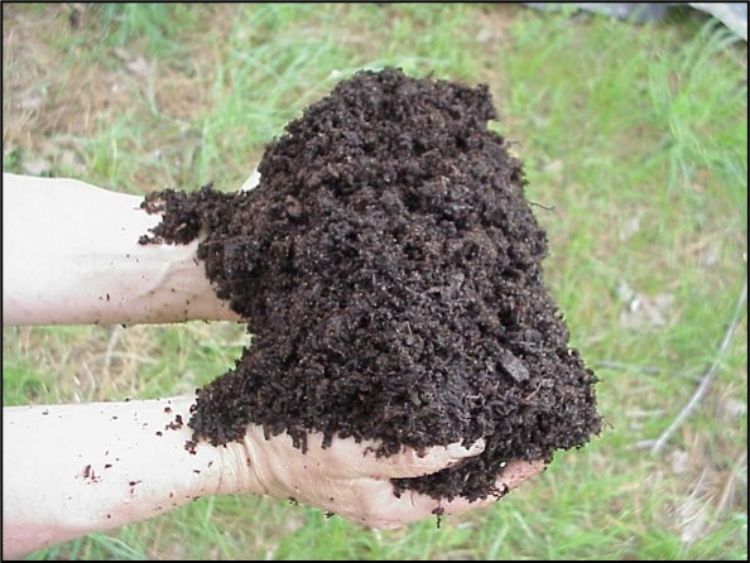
<box><xmin>360</xmin><ymin>459</ymin><xmax>546</xmax><ymax>529</ymax></box>
<box><xmin>363</xmin><ymin>438</ymin><xmax>486</xmax><ymax>480</ymax></box>
<box><xmin>294</xmin><ymin>432</ymin><xmax>485</xmax><ymax>480</ymax></box>
<box><xmin>239</xmin><ymin>168</ymin><xmax>261</xmax><ymax>192</ymax></box>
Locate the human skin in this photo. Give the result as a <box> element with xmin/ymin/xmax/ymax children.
<box><xmin>4</xmin><ymin>396</ymin><xmax>545</xmax><ymax>559</ymax></box>
<box><xmin>2</xmin><ymin>173</ymin><xmax>545</xmax><ymax>558</ymax></box>
<box><xmin>2</xmin><ymin>173</ymin><xmax>240</xmax><ymax>325</ymax></box>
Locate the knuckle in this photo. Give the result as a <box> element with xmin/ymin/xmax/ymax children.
<box><xmin>360</xmin><ymin>498</ymin><xmax>384</xmax><ymax>521</ymax></box>
<box><xmin>362</xmin><ymin>513</ymin><xmax>400</xmax><ymax>530</ymax></box>
<box><xmin>359</xmin><ymin>496</ymin><xmax>395</xmax><ymax>527</ymax></box>
<box><xmin>399</xmin><ymin>447</ymin><xmax>440</xmax><ymax>475</ymax></box>
<box><xmin>397</xmin><ymin>448</ymin><xmax>421</xmax><ymax>472</ymax></box>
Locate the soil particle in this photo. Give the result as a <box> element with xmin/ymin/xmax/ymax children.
<box><xmin>140</xmin><ymin>68</ymin><xmax>601</xmax><ymax>501</ymax></box>
<box><xmin>432</xmin><ymin>506</ymin><xmax>445</xmax><ymax>529</ymax></box>
<box><xmin>81</xmin><ymin>465</ymin><xmax>101</xmax><ymax>484</ymax></box>
<box><xmin>165</xmin><ymin>414</ymin><xmax>184</xmax><ymax>431</ymax></box>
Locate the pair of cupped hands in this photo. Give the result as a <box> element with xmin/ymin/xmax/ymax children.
<box><xmin>3</xmin><ymin>171</ymin><xmax>543</xmax><ymax>557</ymax></box>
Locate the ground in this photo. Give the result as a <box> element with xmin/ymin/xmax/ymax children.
<box><xmin>2</xmin><ymin>3</ymin><xmax>747</xmax><ymax>560</ymax></box>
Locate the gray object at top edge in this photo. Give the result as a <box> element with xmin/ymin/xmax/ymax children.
<box><xmin>691</xmin><ymin>3</ymin><xmax>747</xmax><ymax>40</ymax></box>
<box><xmin>524</xmin><ymin>3</ymin><xmax>747</xmax><ymax>40</ymax></box>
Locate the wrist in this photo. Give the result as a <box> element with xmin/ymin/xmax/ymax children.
<box><xmin>2</xmin><ymin>395</ymin><xmax>223</xmax><ymax>558</ymax></box>
<box><xmin>149</xmin><ymin>396</ymin><xmax>225</xmax><ymax>500</ymax></box>
<box><xmin>213</xmin><ymin>432</ymin><xmax>266</xmax><ymax>497</ymax></box>
<box><xmin>3</xmin><ymin>174</ymin><xmax>239</xmax><ymax>325</ymax></box>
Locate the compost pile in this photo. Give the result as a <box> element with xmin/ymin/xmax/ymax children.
<box><xmin>140</xmin><ymin>68</ymin><xmax>601</xmax><ymax>501</ymax></box>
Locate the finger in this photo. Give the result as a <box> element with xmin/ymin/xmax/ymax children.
<box><xmin>360</xmin><ymin>459</ymin><xmax>546</xmax><ymax>530</ymax></box>
<box><xmin>240</xmin><ymin>167</ymin><xmax>261</xmax><ymax>192</ymax></box>
<box><xmin>368</xmin><ymin>438</ymin><xmax>487</xmax><ymax>479</ymax></box>
<box><xmin>283</xmin><ymin>432</ymin><xmax>484</xmax><ymax>480</ymax></box>
<box><xmin>497</xmin><ymin>459</ymin><xmax>546</xmax><ymax>491</ymax></box>
<box><xmin>435</xmin><ymin>459</ymin><xmax>547</xmax><ymax>516</ymax></box>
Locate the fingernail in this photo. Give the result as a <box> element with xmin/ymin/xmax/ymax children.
<box><xmin>447</xmin><ymin>438</ymin><xmax>485</xmax><ymax>458</ymax></box>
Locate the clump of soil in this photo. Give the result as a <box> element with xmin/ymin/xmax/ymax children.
<box><xmin>140</xmin><ymin>68</ymin><xmax>601</xmax><ymax>501</ymax></box>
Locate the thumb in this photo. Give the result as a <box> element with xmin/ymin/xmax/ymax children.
<box><xmin>242</xmin><ymin>429</ymin><xmax>485</xmax><ymax>482</ymax></box>
<box><xmin>239</xmin><ymin>167</ymin><xmax>261</xmax><ymax>192</ymax></box>
<box><xmin>361</xmin><ymin>438</ymin><xmax>486</xmax><ymax>479</ymax></box>
<box><xmin>334</xmin><ymin>438</ymin><xmax>485</xmax><ymax>479</ymax></box>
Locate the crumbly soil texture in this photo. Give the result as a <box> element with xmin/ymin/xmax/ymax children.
<box><xmin>140</xmin><ymin>68</ymin><xmax>601</xmax><ymax>501</ymax></box>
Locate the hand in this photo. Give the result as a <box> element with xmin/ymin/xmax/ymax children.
<box><xmin>2</xmin><ymin>173</ymin><xmax>239</xmax><ymax>325</ymax></box>
<box><xmin>3</xmin><ymin>171</ymin><xmax>545</xmax><ymax>559</ymax></box>
<box><xmin>4</xmin><ymin>394</ymin><xmax>544</xmax><ymax>558</ymax></box>
<box><xmin>215</xmin><ymin>425</ymin><xmax>545</xmax><ymax>529</ymax></box>
<box><xmin>195</xmin><ymin>168</ymin><xmax>546</xmax><ymax>527</ymax></box>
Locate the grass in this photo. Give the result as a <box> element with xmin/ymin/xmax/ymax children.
<box><xmin>3</xmin><ymin>3</ymin><xmax>747</xmax><ymax>560</ymax></box>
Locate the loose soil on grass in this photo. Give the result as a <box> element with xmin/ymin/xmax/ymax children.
<box><xmin>140</xmin><ymin>68</ymin><xmax>601</xmax><ymax>501</ymax></box>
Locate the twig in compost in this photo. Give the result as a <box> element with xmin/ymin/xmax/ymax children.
<box><xmin>650</xmin><ymin>280</ymin><xmax>747</xmax><ymax>455</ymax></box>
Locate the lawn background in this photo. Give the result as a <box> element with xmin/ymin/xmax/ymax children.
<box><xmin>2</xmin><ymin>3</ymin><xmax>747</xmax><ymax>560</ymax></box>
